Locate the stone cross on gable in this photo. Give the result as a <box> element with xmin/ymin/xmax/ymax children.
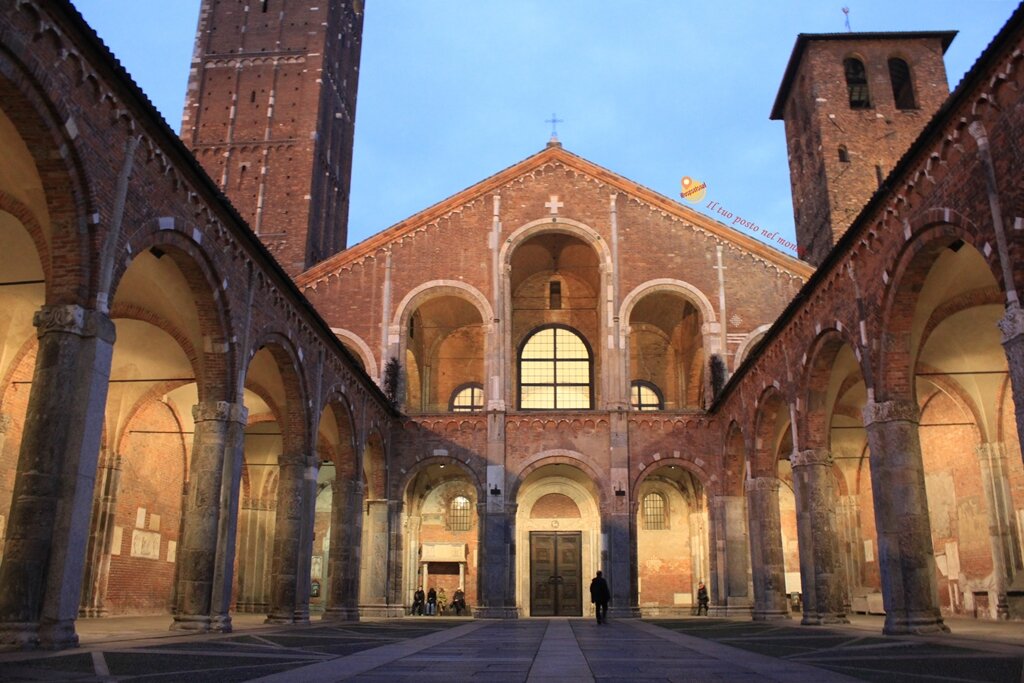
<box><xmin>545</xmin><ymin>195</ymin><xmax>564</xmax><ymax>216</ymax></box>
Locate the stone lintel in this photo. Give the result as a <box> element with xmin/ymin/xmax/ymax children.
<box><xmin>862</xmin><ymin>399</ymin><xmax>919</xmax><ymax>426</ymax></box>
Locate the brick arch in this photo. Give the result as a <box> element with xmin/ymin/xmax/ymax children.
<box><xmin>396</xmin><ymin>456</ymin><xmax>483</xmax><ymax>506</ymax></box>
<box><xmin>392</xmin><ymin>280</ymin><xmax>493</xmax><ymax>332</ymax></box>
<box><xmin>509</xmin><ymin>450</ymin><xmax>609</xmax><ymax>510</ymax></box>
<box><xmin>721</xmin><ymin>420</ymin><xmax>748</xmax><ymax>497</ymax></box>
<box><xmin>499</xmin><ymin>217</ymin><xmax>613</xmax><ymax>273</ymax></box>
<box><xmin>751</xmin><ymin>385</ymin><xmax>789</xmax><ymax>478</ymax></box>
<box><xmin>0</xmin><ymin>31</ymin><xmax>95</xmax><ymax>305</ymax></box>
<box><xmin>876</xmin><ymin>217</ymin><xmax>999</xmax><ymax>403</ymax></box>
<box><xmin>0</xmin><ymin>191</ymin><xmax>50</xmax><ymax>286</ymax></box>
<box><xmin>916</xmin><ymin>362</ymin><xmax>987</xmax><ymax>443</ymax></box>
<box><xmin>318</xmin><ymin>390</ymin><xmax>359</xmax><ymax>480</ymax></box>
<box><xmin>631</xmin><ymin>458</ymin><xmax>710</xmax><ymax>502</ymax></box>
<box><xmin>733</xmin><ymin>324</ymin><xmax>772</xmax><ymax>370</ymax></box>
<box><xmin>245</xmin><ymin>332</ymin><xmax>311</xmax><ymax>461</ymax></box>
<box><xmin>799</xmin><ymin>327</ymin><xmax>865</xmax><ymax>450</ymax></box>
<box><xmin>112</xmin><ymin>227</ymin><xmax>236</xmax><ymax>401</ymax></box>
<box><xmin>363</xmin><ymin>425</ymin><xmax>388</xmax><ymax>499</ymax></box>
<box><xmin>619</xmin><ymin>278</ymin><xmax>718</xmax><ymax>327</ymax></box>
<box><xmin>329</xmin><ymin>327</ymin><xmax>378</xmax><ymax>381</ymax></box>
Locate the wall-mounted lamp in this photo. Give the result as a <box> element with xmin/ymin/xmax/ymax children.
<box><xmin>613</xmin><ymin>483</ymin><xmax>626</xmax><ymax>497</ymax></box>
<box><xmin>490</xmin><ymin>485</ymin><xmax>502</xmax><ymax>496</ymax></box>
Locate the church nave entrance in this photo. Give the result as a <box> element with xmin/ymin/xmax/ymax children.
<box><xmin>530</xmin><ymin>531</ymin><xmax>582</xmax><ymax>616</ymax></box>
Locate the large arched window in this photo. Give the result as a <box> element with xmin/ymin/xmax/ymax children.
<box><xmin>844</xmin><ymin>57</ymin><xmax>871</xmax><ymax>109</ymax></box>
<box><xmin>449</xmin><ymin>383</ymin><xmax>484</xmax><ymax>412</ymax></box>
<box><xmin>888</xmin><ymin>57</ymin><xmax>916</xmax><ymax>110</ymax></box>
<box><xmin>518</xmin><ymin>325</ymin><xmax>593</xmax><ymax>410</ymax></box>
<box><xmin>630</xmin><ymin>380</ymin><xmax>664</xmax><ymax>411</ymax></box>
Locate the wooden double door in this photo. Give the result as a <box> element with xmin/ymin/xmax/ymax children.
<box><xmin>530</xmin><ymin>531</ymin><xmax>582</xmax><ymax>616</ymax></box>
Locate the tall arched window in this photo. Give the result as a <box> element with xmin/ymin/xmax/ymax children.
<box><xmin>630</xmin><ymin>380</ymin><xmax>664</xmax><ymax>411</ymax></box>
<box><xmin>843</xmin><ymin>57</ymin><xmax>871</xmax><ymax>109</ymax></box>
<box><xmin>519</xmin><ymin>325</ymin><xmax>593</xmax><ymax>410</ymax></box>
<box><xmin>888</xmin><ymin>57</ymin><xmax>916</xmax><ymax>110</ymax></box>
<box><xmin>449</xmin><ymin>383</ymin><xmax>484</xmax><ymax>412</ymax></box>
<box><xmin>643</xmin><ymin>492</ymin><xmax>667</xmax><ymax>530</ymax></box>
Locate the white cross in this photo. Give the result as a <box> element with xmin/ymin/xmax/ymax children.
<box><xmin>545</xmin><ymin>195</ymin><xmax>564</xmax><ymax>215</ymax></box>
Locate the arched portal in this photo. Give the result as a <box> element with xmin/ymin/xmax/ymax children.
<box><xmin>635</xmin><ymin>462</ymin><xmax>708</xmax><ymax>615</ymax></box>
<box><xmin>514</xmin><ymin>462</ymin><xmax>602</xmax><ymax>617</ymax></box>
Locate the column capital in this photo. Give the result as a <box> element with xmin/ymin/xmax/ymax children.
<box><xmin>0</xmin><ymin>413</ymin><xmax>12</xmax><ymax>435</ymax></box>
<box><xmin>862</xmin><ymin>399</ymin><xmax>919</xmax><ymax>426</ymax></box>
<box><xmin>998</xmin><ymin>302</ymin><xmax>1024</xmax><ymax>344</ymax></box>
<box><xmin>192</xmin><ymin>400</ymin><xmax>248</xmax><ymax>424</ymax></box>
<box><xmin>33</xmin><ymin>304</ymin><xmax>115</xmax><ymax>342</ymax></box>
<box><xmin>976</xmin><ymin>441</ymin><xmax>1008</xmax><ymax>461</ymax></box>
<box><xmin>791</xmin><ymin>448</ymin><xmax>832</xmax><ymax>468</ymax></box>
<box><xmin>745</xmin><ymin>476</ymin><xmax>780</xmax><ymax>492</ymax></box>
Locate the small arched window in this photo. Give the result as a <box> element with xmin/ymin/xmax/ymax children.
<box><xmin>643</xmin><ymin>492</ymin><xmax>667</xmax><ymax>530</ymax></box>
<box><xmin>888</xmin><ymin>58</ymin><xmax>917</xmax><ymax>110</ymax></box>
<box><xmin>843</xmin><ymin>57</ymin><xmax>871</xmax><ymax>109</ymax></box>
<box><xmin>449</xmin><ymin>383</ymin><xmax>484</xmax><ymax>413</ymax></box>
<box><xmin>449</xmin><ymin>496</ymin><xmax>472</xmax><ymax>531</ymax></box>
<box><xmin>630</xmin><ymin>380</ymin><xmax>664</xmax><ymax>411</ymax></box>
<box><xmin>838</xmin><ymin>145</ymin><xmax>850</xmax><ymax>163</ymax></box>
<box><xmin>519</xmin><ymin>325</ymin><xmax>592</xmax><ymax>410</ymax></box>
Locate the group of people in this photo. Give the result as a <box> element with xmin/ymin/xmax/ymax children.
<box><xmin>411</xmin><ymin>586</ymin><xmax>467</xmax><ymax>616</ymax></box>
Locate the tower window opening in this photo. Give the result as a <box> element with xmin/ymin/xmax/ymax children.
<box><xmin>549</xmin><ymin>281</ymin><xmax>562</xmax><ymax>310</ymax></box>
<box><xmin>262</xmin><ymin>0</ymin><xmax>269</xmax><ymax>12</ymax></box>
<box><xmin>838</xmin><ymin>145</ymin><xmax>850</xmax><ymax>163</ymax></box>
<box><xmin>843</xmin><ymin>58</ymin><xmax>871</xmax><ymax>109</ymax></box>
<box><xmin>888</xmin><ymin>58</ymin><xmax>917</xmax><ymax>110</ymax></box>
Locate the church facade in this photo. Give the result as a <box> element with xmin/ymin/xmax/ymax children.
<box><xmin>0</xmin><ymin>0</ymin><xmax>1023</xmax><ymax>650</ymax></box>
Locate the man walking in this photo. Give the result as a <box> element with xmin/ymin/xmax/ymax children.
<box><xmin>590</xmin><ymin>570</ymin><xmax>610</xmax><ymax>624</ymax></box>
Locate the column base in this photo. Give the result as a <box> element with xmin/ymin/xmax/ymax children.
<box><xmin>0</xmin><ymin>622</ymin><xmax>39</xmax><ymax>649</ymax></box>
<box><xmin>472</xmin><ymin>606</ymin><xmax>520</xmax><ymax>619</ymax></box>
<box><xmin>210</xmin><ymin>614</ymin><xmax>233</xmax><ymax>633</ymax></box>
<box><xmin>607</xmin><ymin>606</ymin><xmax>641</xmax><ymax>619</ymax></box>
<box><xmin>752</xmin><ymin>609</ymin><xmax>791</xmax><ymax>621</ymax></box>
<box><xmin>170</xmin><ymin>614</ymin><xmax>211</xmax><ymax>633</ymax></box>
<box><xmin>321</xmin><ymin>607</ymin><xmax>360</xmax><ymax>622</ymax></box>
<box><xmin>708</xmin><ymin>601</ymin><xmax>753</xmax><ymax>618</ymax></box>
<box><xmin>883</xmin><ymin>611</ymin><xmax>948</xmax><ymax>635</ymax></box>
<box><xmin>264</xmin><ymin>612</ymin><xmax>310</xmax><ymax>625</ymax></box>
<box><xmin>357</xmin><ymin>604</ymin><xmax>406</xmax><ymax>618</ymax></box>
<box><xmin>38</xmin><ymin>620</ymin><xmax>79</xmax><ymax>650</ymax></box>
<box><xmin>801</xmin><ymin>613</ymin><xmax>850</xmax><ymax>626</ymax></box>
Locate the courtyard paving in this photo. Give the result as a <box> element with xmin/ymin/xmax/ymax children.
<box><xmin>0</xmin><ymin>614</ymin><xmax>1021</xmax><ymax>682</ymax></box>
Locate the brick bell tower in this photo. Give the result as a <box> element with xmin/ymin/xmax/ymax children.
<box><xmin>181</xmin><ymin>0</ymin><xmax>364</xmax><ymax>276</ymax></box>
<box><xmin>771</xmin><ymin>31</ymin><xmax>955</xmax><ymax>266</ymax></box>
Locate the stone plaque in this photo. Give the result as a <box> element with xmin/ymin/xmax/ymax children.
<box><xmin>131</xmin><ymin>529</ymin><xmax>161</xmax><ymax>560</ymax></box>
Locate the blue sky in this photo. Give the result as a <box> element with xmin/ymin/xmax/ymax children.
<box><xmin>71</xmin><ymin>1</ymin><xmax>1018</xmax><ymax>256</ymax></box>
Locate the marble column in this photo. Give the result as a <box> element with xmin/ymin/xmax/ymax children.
<box><xmin>0</xmin><ymin>305</ymin><xmax>115</xmax><ymax>649</ymax></box>
<box><xmin>791</xmin><ymin>449</ymin><xmax>848</xmax><ymax>624</ymax></box>
<box><xmin>862</xmin><ymin>399</ymin><xmax>947</xmax><ymax>634</ymax></box>
<box><xmin>1001</xmin><ymin>307</ymin><xmax>1024</xmax><ymax>453</ymax></box>
<box><xmin>977</xmin><ymin>442</ymin><xmax>1024</xmax><ymax>619</ymax></box>
<box><xmin>266</xmin><ymin>454</ymin><xmax>317</xmax><ymax>624</ymax></box>
<box><xmin>746</xmin><ymin>477</ymin><xmax>790</xmax><ymax>620</ymax></box>
<box><xmin>79</xmin><ymin>450</ymin><xmax>122</xmax><ymax>618</ymax></box>
<box><xmin>708</xmin><ymin>495</ymin><xmax>751</xmax><ymax>616</ymax></box>
<box><xmin>323</xmin><ymin>478</ymin><xmax>362</xmax><ymax>621</ymax></box>
<box><xmin>172</xmin><ymin>399</ymin><xmax>247</xmax><ymax>633</ymax></box>
<box><xmin>359</xmin><ymin>499</ymin><xmax>390</xmax><ymax>616</ymax></box>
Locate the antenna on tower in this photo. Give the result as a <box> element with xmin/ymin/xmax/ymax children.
<box><xmin>842</xmin><ymin>7</ymin><xmax>852</xmax><ymax>32</ymax></box>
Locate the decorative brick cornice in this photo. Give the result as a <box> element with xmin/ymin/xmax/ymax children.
<box><xmin>861</xmin><ymin>399</ymin><xmax>919</xmax><ymax>426</ymax></box>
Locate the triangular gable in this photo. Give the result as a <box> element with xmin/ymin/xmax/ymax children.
<box><xmin>297</xmin><ymin>144</ymin><xmax>814</xmax><ymax>286</ymax></box>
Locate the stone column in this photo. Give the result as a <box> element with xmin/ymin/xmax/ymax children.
<box><xmin>0</xmin><ymin>305</ymin><xmax>115</xmax><ymax>649</ymax></box>
<box><xmin>862</xmin><ymin>399</ymin><xmax>947</xmax><ymax>634</ymax></box>
<box><xmin>837</xmin><ymin>495</ymin><xmax>861</xmax><ymax>613</ymax></box>
<box><xmin>1000</xmin><ymin>305</ymin><xmax>1024</xmax><ymax>466</ymax></box>
<box><xmin>323</xmin><ymin>478</ymin><xmax>362</xmax><ymax>621</ymax></box>
<box><xmin>791</xmin><ymin>449</ymin><xmax>848</xmax><ymax>624</ymax></box>
<box><xmin>359</xmin><ymin>499</ymin><xmax>390</xmax><ymax>615</ymax></box>
<box><xmin>384</xmin><ymin>499</ymin><xmax>405</xmax><ymax>615</ymax></box>
<box><xmin>707</xmin><ymin>495</ymin><xmax>751</xmax><ymax>616</ymax></box>
<box><xmin>746</xmin><ymin>477</ymin><xmax>790</xmax><ymax>620</ymax></box>
<box><xmin>172</xmin><ymin>399</ymin><xmax>247</xmax><ymax>633</ymax></box>
<box><xmin>977</xmin><ymin>442</ymin><xmax>1024</xmax><ymax>619</ymax></box>
<box><xmin>607</xmin><ymin>413</ymin><xmax>638</xmax><ymax>617</ymax></box>
<box><xmin>266</xmin><ymin>454</ymin><xmax>317</xmax><ymax>624</ymax></box>
<box><xmin>475</xmin><ymin>500</ymin><xmax>518</xmax><ymax>618</ymax></box>
<box><xmin>79</xmin><ymin>450</ymin><xmax>122</xmax><ymax>618</ymax></box>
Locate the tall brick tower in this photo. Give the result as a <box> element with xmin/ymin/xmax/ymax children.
<box><xmin>771</xmin><ymin>32</ymin><xmax>955</xmax><ymax>266</ymax></box>
<box><xmin>181</xmin><ymin>0</ymin><xmax>363</xmax><ymax>276</ymax></box>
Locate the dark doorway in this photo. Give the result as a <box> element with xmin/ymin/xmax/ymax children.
<box><xmin>530</xmin><ymin>531</ymin><xmax>582</xmax><ymax>616</ymax></box>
